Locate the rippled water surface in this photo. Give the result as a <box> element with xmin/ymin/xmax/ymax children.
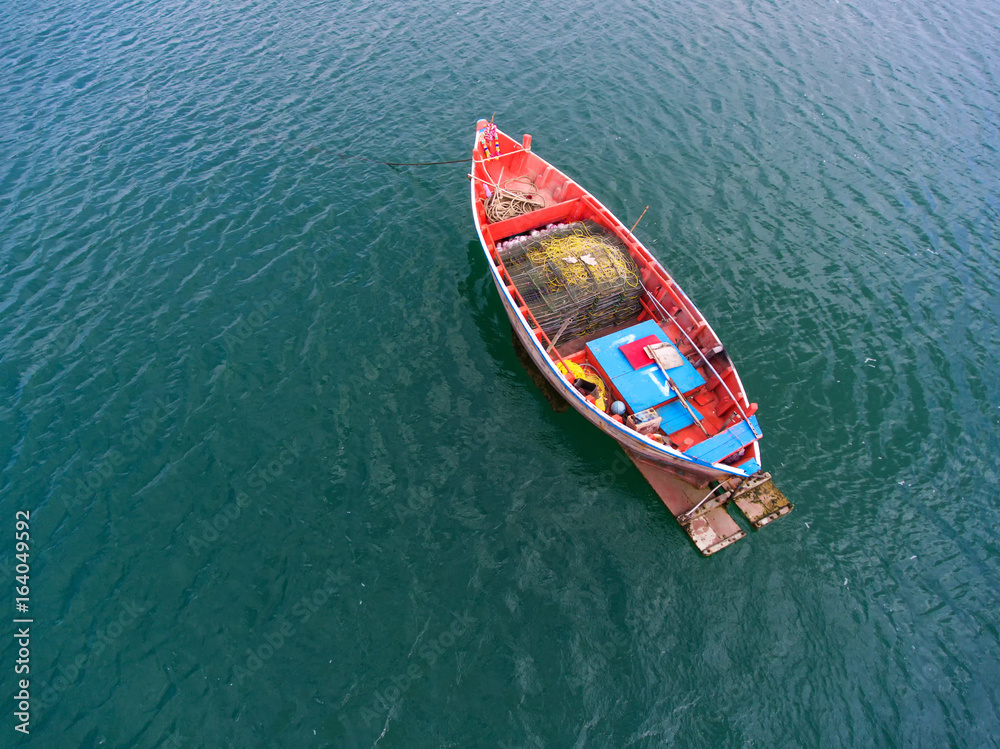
<box><xmin>2</xmin><ymin>0</ymin><xmax>1000</xmax><ymax>746</ymax></box>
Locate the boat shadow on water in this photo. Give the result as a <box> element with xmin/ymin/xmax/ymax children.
<box><xmin>460</xmin><ymin>240</ymin><xmax>660</xmax><ymax>492</ymax></box>
<box><xmin>461</xmin><ymin>239</ymin><xmax>567</xmax><ymax>411</ymax></box>
<box><xmin>509</xmin><ymin>325</ymin><xmax>568</xmax><ymax>413</ymax></box>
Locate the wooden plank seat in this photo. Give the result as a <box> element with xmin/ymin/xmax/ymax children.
<box><xmin>684</xmin><ymin>416</ymin><xmax>762</xmax><ymax>463</ymax></box>
<box><xmin>483</xmin><ymin>197</ymin><xmax>586</xmax><ymax>241</ymax></box>
<box><xmin>655</xmin><ymin>399</ymin><xmax>702</xmax><ymax>434</ymax></box>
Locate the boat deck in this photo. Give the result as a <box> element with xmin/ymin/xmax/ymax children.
<box><xmin>557</xmin><ymin>315</ymin><xmax>757</xmax><ymax>464</ymax></box>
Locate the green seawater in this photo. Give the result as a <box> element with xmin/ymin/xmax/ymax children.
<box><xmin>1</xmin><ymin>0</ymin><xmax>999</xmax><ymax>746</ymax></box>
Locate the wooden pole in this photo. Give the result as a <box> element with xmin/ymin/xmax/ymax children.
<box><xmin>630</xmin><ymin>205</ymin><xmax>650</xmax><ymax>235</ymax></box>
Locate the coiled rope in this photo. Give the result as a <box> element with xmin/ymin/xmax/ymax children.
<box><xmin>484</xmin><ymin>178</ymin><xmax>546</xmax><ymax>223</ymax></box>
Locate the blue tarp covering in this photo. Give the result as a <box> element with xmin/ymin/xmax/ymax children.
<box><xmin>586</xmin><ymin>321</ymin><xmax>705</xmax><ymax>413</ymax></box>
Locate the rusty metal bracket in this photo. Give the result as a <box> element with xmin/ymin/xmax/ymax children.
<box><xmin>677</xmin><ymin>485</ymin><xmax>731</xmax><ymax>525</ymax></box>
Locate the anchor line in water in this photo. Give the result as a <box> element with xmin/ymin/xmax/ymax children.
<box><xmin>337</xmin><ymin>153</ymin><xmax>471</xmax><ymax>167</ymax></box>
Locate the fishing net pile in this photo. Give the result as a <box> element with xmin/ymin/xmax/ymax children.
<box><xmin>497</xmin><ymin>221</ymin><xmax>643</xmax><ymax>345</ymax></box>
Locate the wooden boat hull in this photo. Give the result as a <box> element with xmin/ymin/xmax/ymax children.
<box><xmin>469</xmin><ymin>120</ymin><xmax>792</xmax><ymax>552</ymax></box>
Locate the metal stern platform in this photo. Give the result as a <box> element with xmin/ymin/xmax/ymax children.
<box><xmin>629</xmin><ymin>457</ymin><xmax>793</xmax><ymax>555</ymax></box>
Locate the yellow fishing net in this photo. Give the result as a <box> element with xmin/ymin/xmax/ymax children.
<box><xmin>525</xmin><ymin>224</ymin><xmax>640</xmax><ymax>292</ymax></box>
<box><xmin>497</xmin><ymin>221</ymin><xmax>645</xmax><ymax>345</ymax></box>
<box><xmin>556</xmin><ymin>360</ymin><xmax>608</xmax><ymax>411</ymax></box>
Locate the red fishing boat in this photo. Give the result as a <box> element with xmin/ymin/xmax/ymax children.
<box><xmin>470</xmin><ymin>119</ymin><xmax>792</xmax><ymax>554</ymax></box>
